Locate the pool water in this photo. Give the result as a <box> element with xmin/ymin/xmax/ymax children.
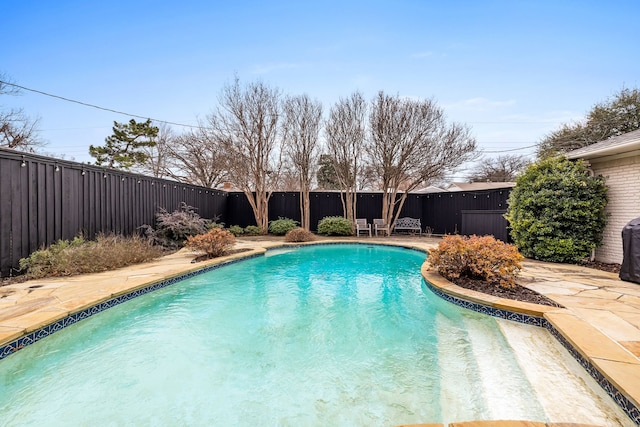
<box><xmin>0</xmin><ymin>244</ymin><xmax>632</xmax><ymax>426</ymax></box>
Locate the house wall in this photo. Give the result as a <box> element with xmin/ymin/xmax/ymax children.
<box><xmin>590</xmin><ymin>155</ymin><xmax>640</xmax><ymax>264</ymax></box>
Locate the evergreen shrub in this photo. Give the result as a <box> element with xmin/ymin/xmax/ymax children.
<box><xmin>317</xmin><ymin>216</ymin><xmax>353</xmax><ymax>236</ymax></box>
<box><xmin>505</xmin><ymin>156</ymin><xmax>607</xmax><ymax>263</ymax></box>
<box><xmin>244</xmin><ymin>225</ymin><xmax>264</xmax><ymax>236</ymax></box>
<box><xmin>269</xmin><ymin>217</ymin><xmax>299</xmax><ymax>235</ymax></box>
<box><xmin>227</xmin><ymin>225</ymin><xmax>244</xmax><ymax>236</ymax></box>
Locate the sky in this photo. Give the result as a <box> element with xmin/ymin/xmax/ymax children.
<box><xmin>2</xmin><ymin>0</ymin><xmax>639</xmax><ymax>180</ymax></box>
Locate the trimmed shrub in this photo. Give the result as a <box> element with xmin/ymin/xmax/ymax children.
<box><xmin>505</xmin><ymin>156</ymin><xmax>607</xmax><ymax>263</ymax></box>
<box><xmin>244</xmin><ymin>225</ymin><xmax>264</xmax><ymax>236</ymax></box>
<box><xmin>185</xmin><ymin>228</ymin><xmax>236</xmax><ymax>258</ymax></box>
<box><xmin>284</xmin><ymin>228</ymin><xmax>316</xmax><ymax>242</ymax></box>
<box><xmin>317</xmin><ymin>216</ymin><xmax>353</xmax><ymax>236</ymax></box>
<box><xmin>207</xmin><ymin>221</ymin><xmax>225</xmax><ymax>230</ymax></box>
<box><xmin>428</xmin><ymin>235</ymin><xmax>524</xmax><ymax>288</ymax></box>
<box><xmin>227</xmin><ymin>225</ymin><xmax>244</xmax><ymax>236</ymax></box>
<box><xmin>19</xmin><ymin>234</ymin><xmax>163</xmax><ymax>279</ymax></box>
<box><xmin>141</xmin><ymin>202</ymin><xmax>211</xmax><ymax>248</ymax></box>
<box><xmin>269</xmin><ymin>217</ymin><xmax>299</xmax><ymax>235</ymax></box>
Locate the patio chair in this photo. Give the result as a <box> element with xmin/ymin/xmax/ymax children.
<box><xmin>373</xmin><ymin>219</ymin><xmax>390</xmax><ymax>237</ymax></box>
<box><xmin>355</xmin><ymin>218</ymin><xmax>372</xmax><ymax>237</ymax></box>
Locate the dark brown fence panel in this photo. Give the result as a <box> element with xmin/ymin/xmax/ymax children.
<box><xmin>461</xmin><ymin>210</ymin><xmax>510</xmax><ymax>242</ymax></box>
<box><xmin>422</xmin><ymin>189</ymin><xmax>511</xmax><ymax>235</ymax></box>
<box><xmin>0</xmin><ymin>148</ymin><xmax>227</xmax><ymax>277</ymax></box>
<box><xmin>309</xmin><ymin>192</ymin><xmax>344</xmax><ymax>230</ymax></box>
<box><xmin>225</xmin><ymin>191</ymin><xmax>426</xmax><ymax>232</ymax></box>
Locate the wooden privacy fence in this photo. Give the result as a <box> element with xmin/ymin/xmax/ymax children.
<box><xmin>227</xmin><ymin>189</ymin><xmax>511</xmax><ymax>239</ymax></box>
<box><xmin>0</xmin><ymin>148</ymin><xmax>514</xmax><ymax>277</ymax></box>
<box><xmin>0</xmin><ymin>148</ymin><xmax>227</xmax><ymax>276</ymax></box>
<box><xmin>461</xmin><ymin>210</ymin><xmax>509</xmax><ymax>243</ymax></box>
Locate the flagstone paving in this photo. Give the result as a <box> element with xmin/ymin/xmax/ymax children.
<box><xmin>1</xmin><ymin>236</ymin><xmax>640</xmax><ymax>426</ymax></box>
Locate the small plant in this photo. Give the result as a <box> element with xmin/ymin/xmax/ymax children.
<box><xmin>207</xmin><ymin>221</ymin><xmax>225</xmax><ymax>230</ymax></box>
<box><xmin>268</xmin><ymin>217</ymin><xmax>299</xmax><ymax>235</ymax></box>
<box><xmin>140</xmin><ymin>202</ymin><xmax>212</xmax><ymax>248</ymax></box>
<box><xmin>428</xmin><ymin>235</ymin><xmax>524</xmax><ymax>288</ymax></box>
<box><xmin>317</xmin><ymin>216</ymin><xmax>353</xmax><ymax>236</ymax></box>
<box><xmin>227</xmin><ymin>225</ymin><xmax>244</xmax><ymax>236</ymax></box>
<box><xmin>284</xmin><ymin>228</ymin><xmax>316</xmax><ymax>242</ymax></box>
<box><xmin>19</xmin><ymin>234</ymin><xmax>163</xmax><ymax>279</ymax></box>
<box><xmin>243</xmin><ymin>225</ymin><xmax>264</xmax><ymax>236</ymax></box>
<box><xmin>185</xmin><ymin>228</ymin><xmax>236</xmax><ymax>258</ymax></box>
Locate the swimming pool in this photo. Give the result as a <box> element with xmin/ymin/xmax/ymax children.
<box><xmin>0</xmin><ymin>244</ymin><xmax>632</xmax><ymax>426</ymax></box>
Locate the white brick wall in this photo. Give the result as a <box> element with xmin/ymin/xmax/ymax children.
<box><xmin>590</xmin><ymin>155</ymin><xmax>640</xmax><ymax>264</ymax></box>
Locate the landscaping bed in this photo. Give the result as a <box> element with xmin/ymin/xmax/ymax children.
<box><xmin>450</xmin><ymin>276</ymin><xmax>563</xmax><ymax>307</ymax></box>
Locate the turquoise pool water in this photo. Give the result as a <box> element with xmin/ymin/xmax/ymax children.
<box><xmin>0</xmin><ymin>244</ymin><xmax>629</xmax><ymax>426</ymax></box>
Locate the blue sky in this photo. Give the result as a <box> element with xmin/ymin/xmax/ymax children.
<box><xmin>2</xmin><ymin>0</ymin><xmax>639</xmax><ymax>179</ymax></box>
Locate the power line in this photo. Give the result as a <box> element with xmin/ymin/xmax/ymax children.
<box><xmin>0</xmin><ymin>80</ymin><xmax>199</xmax><ymax>129</ymax></box>
<box><xmin>482</xmin><ymin>144</ymin><xmax>537</xmax><ymax>153</ymax></box>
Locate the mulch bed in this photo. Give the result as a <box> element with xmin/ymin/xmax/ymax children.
<box><xmin>447</xmin><ymin>260</ymin><xmax>621</xmax><ymax>308</ymax></box>
<box><xmin>579</xmin><ymin>260</ymin><xmax>621</xmax><ymax>274</ymax></box>
<box><xmin>450</xmin><ymin>276</ymin><xmax>563</xmax><ymax>307</ymax></box>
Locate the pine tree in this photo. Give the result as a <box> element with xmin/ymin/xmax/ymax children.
<box><xmin>89</xmin><ymin>119</ymin><xmax>159</xmax><ymax>169</ymax></box>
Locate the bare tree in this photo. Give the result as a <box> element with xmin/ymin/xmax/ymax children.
<box><xmin>163</xmin><ymin>125</ymin><xmax>227</xmax><ymax>187</ymax></box>
<box><xmin>367</xmin><ymin>91</ymin><xmax>477</xmax><ymax>229</ymax></box>
<box><xmin>209</xmin><ymin>78</ymin><xmax>282</xmax><ymax>231</ymax></box>
<box><xmin>281</xmin><ymin>94</ymin><xmax>322</xmax><ymax>230</ymax></box>
<box><xmin>324</xmin><ymin>92</ymin><xmax>367</xmax><ymax>223</ymax></box>
<box><xmin>0</xmin><ymin>74</ymin><xmax>43</xmax><ymax>151</ymax></box>
<box><xmin>278</xmin><ymin>167</ymin><xmax>301</xmax><ymax>191</ymax></box>
<box><xmin>134</xmin><ymin>122</ymin><xmax>173</xmax><ymax>178</ymax></box>
<box><xmin>467</xmin><ymin>154</ymin><xmax>530</xmax><ymax>182</ymax></box>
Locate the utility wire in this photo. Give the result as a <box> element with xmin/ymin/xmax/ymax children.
<box><xmin>0</xmin><ymin>80</ymin><xmax>199</xmax><ymax>129</ymax></box>
<box><xmin>482</xmin><ymin>144</ymin><xmax>538</xmax><ymax>153</ymax></box>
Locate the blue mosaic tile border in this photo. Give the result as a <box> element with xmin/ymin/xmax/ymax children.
<box><xmin>423</xmin><ymin>278</ymin><xmax>549</xmax><ymax>327</ymax></box>
<box><xmin>0</xmin><ymin>253</ymin><xmax>261</xmax><ymax>361</ymax></box>
<box><xmin>545</xmin><ymin>323</ymin><xmax>640</xmax><ymax>425</ymax></box>
<box><xmin>423</xmin><ymin>277</ymin><xmax>640</xmax><ymax>426</ymax></box>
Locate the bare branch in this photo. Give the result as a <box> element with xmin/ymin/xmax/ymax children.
<box><xmin>209</xmin><ymin>78</ymin><xmax>282</xmax><ymax>231</ymax></box>
<box><xmin>324</xmin><ymin>92</ymin><xmax>367</xmax><ymax>222</ymax></box>
<box><xmin>281</xmin><ymin>94</ymin><xmax>322</xmax><ymax>229</ymax></box>
<box><xmin>366</xmin><ymin>91</ymin><xmax>477</xmax><ymax>228</ymax></box>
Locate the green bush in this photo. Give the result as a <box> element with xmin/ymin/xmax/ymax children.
<box><xmin>317</xmin><ymin>216</ymin><xmax>353</xmax><ymax>236</ymax></box>
<box><xmin>427</xmin><ymin>235</ymin><xmax>523</xmax><ymax>288</ymax></box>
<box><xmin>244</xmin><ymin>225</ymin><xmax>264</xmax><ymax>236</ymax></box>
<box><xmin>227</xmin><ymin>225</ymin><xmax>244</xmax><ymax>236</ymax></box>
<box><xmin>19</xmin><ymin>234</ymin><xmax>163</xmax><ymax>279</ymax></box>
<box><xmin>268</xmin><ymin>217</ymin><xmax>299</xmax><ymax>235</ymax></box>
<box><xmin>505</xmin><ymin>156</ymin><xmax>607</xmax><ymax>263</ymax></box>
